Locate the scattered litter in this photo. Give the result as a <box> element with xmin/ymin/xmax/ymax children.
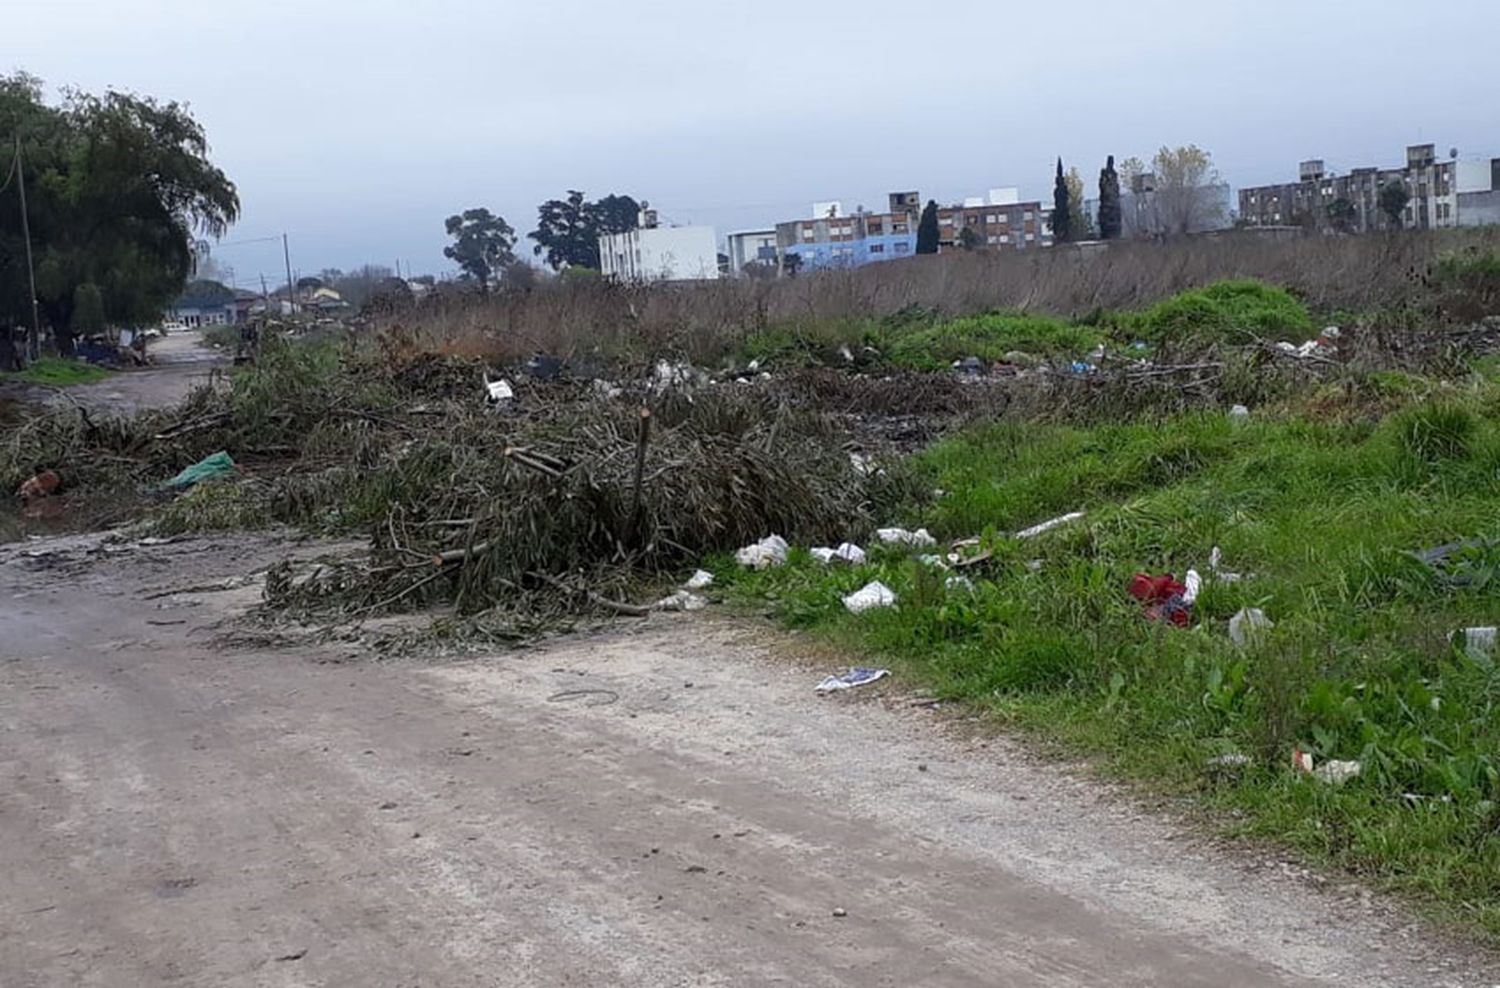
<box><xmin>917</xmin><ymin>554</ymin><xmax>948</xmax><ymax>569</ymax></box>
<box><xmin>163</xmin><ymin>451</ymin><xmax>236</xmax><ymax>490</ymax></box>
<box><xmin>1208</xmin><ymin>546</ymin><xmax>1244</xmax><ymax>583</ymax></box>
<box><xmin>843</xmin><ymin>580</ymin><xmax>897</xmax><ymax>613</ymax></box>
<box><xmin>1209</xmin><ymin>753</ymin><xmax>1253</xmax><ymax>770</ymax></box>
<box><xmin>1128</xmin><ymin>572</ymin><xmax>1191</xmax><ymax>627</ymax></box>
<box><xmin>945</xmin><ymin>575</ymin><xmax>976</xmax><ymax>592</ymax></box>
<box><xmin>815</xmin><ymin>667</ymin><xmax>890</xmax><ymax>693</ymax></box>
<box><xmin>1182</xmin><ymin>569</ymin><xmax>1203</xmax><ymax>605</ymax></box>
<box><xmin>810</xmin><ymin>543</ymin><xmax>867</xmax><ymax>565</ymax></box>
<box><xmin>747</xmin><ymin>358</ymin><xmax>761</xmax><ymax>372</ymax></box>
<box><xmin>1014</xmin><ymin>511</ymin><xmax>1085</xmax><ymax>540</ymax></box>
<box><xmin>17</xmin><ymin>470</ymin><xmax>61</xmax><ymax>501</ymax></box>
<box><xmin>1229</xmin><ymin>404</ymin><xmax>1250</xmax><ymax>421</ymax></box>
<box><xmin>1315</xmin><ymin>760</ymin><xmax>1362</xmax><ymax>785</ymax></box>
<box><xmin>483</xmin><ymin>374</ymin><xmax>514</xmax><ymax>405</ymax></box>
<box><xmin>523</xmin><ymin>354</ymin><xmax>563</xmax><ymax>380</ymax></box>
<box><xmin>838</xmin><ymin>344</ymin><xmax>854</xmax><ymax>363</ymax></box>
<box><xmin>1292</xmin><ymin>748</ymin><xmax>1315</xmax><ymax>773</ymax></box>
<box><xmin>652</xmin><ymin>360</ymin><xmax>701</xmax><ymax>393</ymax></box>
<box><xmin>1457</xmin><ymin>626</ymin><xmax>1498</xmax><ymax>661</ymax></box>
<box><xmin>848</xmin><ymin>452</ymin><xmax>878</xmax><ymax>476</ymax></box>
<box><xmin>876</xmin><ymin>527</ymin><xmax>936</xmax><ymax>548</ymax></box>
<box><xmin>684</xmin><ymin>569</ymin><xmax>715</xmax><ymax>590</ymax></box>
<box><xmin>735</xmin><ymin>535</ymin><xmax>788</xmax><ymax>569</ymax></box>
<box><xmin>653</xmin><ymin>590</ymin><xmax>707</xmax><ymax>612</ymax></box>
<box><xmin>1228</xmin><ymin>607</ymin><xmax>1274</xmax><ymax>647</ymax></box>
<box><xmin>591</xmin><ymin>379</ymin><xmax>623</xmax><ymax>399</ymax></box>
<box><xmin>955</xmin><ymin>356</ymin><xmax>984</xmax><ymax>377</ymax></box>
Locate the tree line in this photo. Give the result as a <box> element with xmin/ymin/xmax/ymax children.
<box><xmin>443</xmin><ymin>192</ymin><xmax>642</xmax><ymax>292</ymax></box>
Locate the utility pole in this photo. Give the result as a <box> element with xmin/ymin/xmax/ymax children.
<box><xmin>14</xmin><ymin>136</ymin><xmax>41</xmax><ymax>361</ymax></box>
<box><xmin>282</xmin><ymin>233</ymin><xmax>295</xmax><ymax>317</ymax></box>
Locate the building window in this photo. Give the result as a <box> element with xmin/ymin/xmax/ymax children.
<box><xmin>1023</xmin><ymin>210</ymin><xmax>1034</xmax><ymax>220</ymax></box>
<box><xmin>966</xmin><ymin>214</ymin><xmax>980</xmax><ymax>225</ymax></box>
<box><xmin>939</xmin><ymin>217</ymin><xmax>952</xmax><ymax>226</ymax></box>
<box><xmin>867</xmin><ymin>219</ymin><xmax>883</xmax><ymax>235</ymax></box>
<box><xmin>869</xmin><ymin>243</ymin><xmax>885</xmax><ymax>253</ymax></box>
<box><xmin>999</xmin><ymin>234</ymin><xmax>1010</xmax><ymax>244</ymax></box>
<box><xmin>893</xmin><ymin>242</ymin><xmax>910</xmax><ymax>253</ymax></box>
<box><xmin>987</xmin><ymin>214</ymin><xmax>998</xmax><ymax>223</ymax></box>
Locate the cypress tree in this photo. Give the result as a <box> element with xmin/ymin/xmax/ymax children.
<box><xmin>915</xmin><ymin>200</ymin><xmax>940</xmax><ymax>254</ymax></box>
<box><xmin>1052</xmin><ymin>158</ymin><xmax>1072</xmax><ymax>243</ymax></box>
<box><xmin>1098</xmin><ymin>155</ymin><xmax>1122</xmax><ymax>240</ymax></box>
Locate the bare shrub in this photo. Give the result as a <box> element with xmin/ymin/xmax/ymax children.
<box><xmin>382</xmin><ymin>229</ymin><xmax>1500</xmax><ymax>366</ymax></box>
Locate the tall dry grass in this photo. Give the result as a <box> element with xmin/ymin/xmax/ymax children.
<box><xmin>383</xmin><ymin>229</ymin><xmax>1500</xmax><ymax>365</ymax></box>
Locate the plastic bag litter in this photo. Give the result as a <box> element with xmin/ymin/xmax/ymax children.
<box><xmin>483</xmin><ymin>374</ymin><xmax>514</xmax><ymax>404</ymax></box>
<box><xmin>945</xmin><ymin>575</ymin><xmax>976</xmax><ymax>593</ymax></box>
<box><xmin>1229</xmin><ymin>607</ymin><xmax>1274</xmax><ymax>647</ymax></box>
<box><xmin>1208</xmin><ymin>546</ymin><xmax>1244</xmax><ymax>583</ymax></box>
<box><xmin>876</xmin><ymin>527</ymin><xmax>937</xmax><ymax>548</ymax></box>
<box><xmin>815</xmin><ymin>667</ymin><xmax>890</xmax><ymax>693</ymax></box>
<box><xmin>917</xmin><ymin>554</ymin><xmax>948</xmax><ymax>569</ymax></box>
<box><xmin>735</xmin><ymin>535</ymin><xmax>788</xmax><ymax>569</ymax></box>
<box><xmin>843</xmin><ymin>581</ymin><xmax>897</xmax><ymax>613</ymax></box>
<box><xmin>653</xmin><ymin>590</ymin><xmax>707</xmax><ymax>612</ymax></box>
<box><xmin>1014</xmin><ymin>511</ymin><xmax>1085</xmax><ymax>539</ymax></box>
<box><xmin>1229</xmin><ymin>404</ymin><xmax>1250</xmax><ymax>421</ymax></box>
<box><xmin>1182</xmin><ymin>569</ymin><xmax>1203</xmax><ymax>605</ymax></box>
<box><xmin>810</xmin><ymin>543</ymin><xmax>867</xmax><ymax>565</ymax></box>
<box><xmin>684</xmin><ymin>569</ymin><xmax>715</xmax><ymax>590</ymax></box>
<box><xmin>1294</xmin><ymin>748</ymin><xmax>1361</xmax><ymax>784</ymax></box>
<box><xmin>1457</xmin><ymin>626</ymin><xmax>1497</xmax><ymax>661</ymax></box>
<box><xmin>163</xmin><ymin>451</ymin><xmax>236</xmax><ymax>490</ymax></box>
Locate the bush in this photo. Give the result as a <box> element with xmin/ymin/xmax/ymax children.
<box><xmin>1125</xmin><ymin>280</ymin><xmax>1313</xmax><ymax>346</ymax></box>
<box><xmin>1393</xmin><ymin>400</ymin><xmax>1477</xmax><ymax>462</ymax></box>
<box><xmin>1431</xmin><ymin>251</ymin><xmax>1500</xmax><ymax>322</ymax></box>
<box><xmin>883</xmin><ymin>312</ymin><xmax>1101</xmax><ymax>369</ymax></box>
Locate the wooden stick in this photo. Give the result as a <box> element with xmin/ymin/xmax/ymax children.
<box><xmin>527</xmin><ymin>570</ymin><xmax>651</xmax><ymax>617</ymax></box>
<box><xmin>629</xmin><ymin>406</ymin><xmax>652</xmax><ymax>544</ymax></box>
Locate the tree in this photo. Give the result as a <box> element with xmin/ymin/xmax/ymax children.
<box><xmin>915</xmin><ymin>200</ymin><xmax>940</xmax><ymax>254</ymax></box>
<box><xmin>1097</xmin><ymin>155</ymin><xmax>1122</xmax><ymax>240</ymax></box>
<box><xmin>1150</xmin><ymin>145</ymin><xmax>1226</xmax><ymax>236</ymax></box>
<box><xmin>529</xmin><ymin>191</ymin><xmax>641</xmax><ymax>271</ymax></box>
<box><xmin>443</xmin><ymin>207</ymin><xmax>516</xmax><ymax>292</ymax></box>
<box><xmin>1379</xmin><ymin>181</ymin><xmax>1410</xmax><ymax>230</ymax></box>
<box><xmin>0</xmin><ymin>73</ymin><xmax>239</xmax><ymax>355</ymax></box>
<box><xmin>957</xmin><ymin>226</ymin><xmax>982</xmax><ymax>251</ymax></box>
<box><xmin>1065</xmin><ymin>165</ymin><xmax>1091</xmax><ymax>241</ymax></box>
<box><xmin>1326</xmin><ymin>197</ymin><xmax>1357</xmax><ymax>233</ymax></box>
<box><xmin>1052</xmin><ymin>158</ymin><xmax>1072</xmax><ymax>243</ymax></box>
<box><xmin>71</xmin><ymin>283</ymin><xmax>105</xmax><ymax>337</ymax></box>
<box><xmin>782</xmin><ymin>253</ymin><xmax>803</xmax><ymax>277</ymax></box>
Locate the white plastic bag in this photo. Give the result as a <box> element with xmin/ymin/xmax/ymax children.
<box><xmin>735</xmin><ymin>535</ymin><xmax>788</xmax><ymax>569</ymax></box>
<box><xmin>843</xmin><ymin>581</ymin><xmax>897</xmax><ymax>613</ymax></box>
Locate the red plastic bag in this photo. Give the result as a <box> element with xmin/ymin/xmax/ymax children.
<box><xmin>1128</xmin><ymin>572</ymin><xmax>1191</xmax><ymax>627</ymax></box>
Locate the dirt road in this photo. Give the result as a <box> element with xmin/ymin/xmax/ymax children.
<box><xmin>1</xmin><ymin>329</ymin><xmax>224</xmax><ymax>419</ymax></box>
<box><xmin>1</xmin><ymin>533</ymin><xmax>1495</xmax><ymax>987</ymax></box>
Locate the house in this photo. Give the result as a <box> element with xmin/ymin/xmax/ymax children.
<box><xmin>170</xmin><ymin>283</ymin><xmax>238</xmax><ymax>327</ymax></box>
<box><xmin>599</xmin><ymin>210</ymin><xmax>719</xmax><ymax>282</ymax></box>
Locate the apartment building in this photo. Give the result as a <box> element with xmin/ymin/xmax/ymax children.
<box><xmin>599</xmin><ymin>209</ymin><xmax>719</xmax><ymax>282</ymax></box>
<box><xmin>1239</xmin><ymin>144</ymin><xmax>1500</xmax><ymax>232</ymax></box>
<box><xmin>775</xmin><ymin>192</ymin><xmax>921</xmax><ymax>271</ymax></box>
<box><xmin>775</xmin><ymin>188</ymin><xmax>1049</xmax><ymax>271</ymax></box>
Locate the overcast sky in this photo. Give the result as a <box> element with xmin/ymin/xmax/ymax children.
<box><xmin>10</xmin><ymin>0</ymin><xmax>1500</xmax><ymax>285</ymax></box>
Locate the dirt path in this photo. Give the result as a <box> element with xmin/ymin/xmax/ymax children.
<box><xmin>0</xmin><ymin>329</ymin><xmax>224</xmax><ymax>419</ymax></box>
<box><xmin>1</xmin><ymin>532</ymin><xmax>1495</xmax><ymax>987</ymax></box>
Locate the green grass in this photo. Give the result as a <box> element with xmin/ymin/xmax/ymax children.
<box><xmin>1115</xmin><ymin>279</ymin><xmax>1315</xmax><ymax>346</ymax></box>
<box><xmin>880</xmin><ymin>312</ymin><xmax>1102</xmax><ymax>369</ymax></box>
<box><xmin>6</xmin><ymin>356</ymin><xmax>112</xmax><ymax>386</ymax></box>
<box><xmin>742</xmin><ymin>281</ymin><xmax>1311</xmax><ymax>371</ymax></box>
<box><xmin>718</xmin><ymin>384</ymin><xmax>1500</xmax><ymax>939</ymax></box>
